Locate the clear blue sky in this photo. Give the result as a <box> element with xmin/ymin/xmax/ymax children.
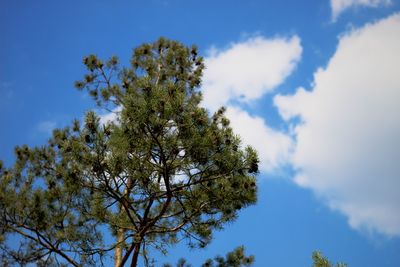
<box><xmin>1</xmin><ymin>1</ymin><xmax>400</xmax><ymax>266</ymax></box>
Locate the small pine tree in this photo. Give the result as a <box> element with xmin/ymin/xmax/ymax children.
<box><xmin>163</xmin><ymin>246</ymin><xmax>254</xmax><ymax>267</ymax></box>
<box><xmin>312</xmin><ymin>251</ymin><xmax>347</xmax><ymax>267</ymax></box>
<box><xmin>201</xmin><ymin>246</ymin><xmax>255</xmax><ymax>267</ymax></box>
<box><xmin>0</xmin><ymin>38</ymin><xmax>259</xmax><ymax>267</ymax></box>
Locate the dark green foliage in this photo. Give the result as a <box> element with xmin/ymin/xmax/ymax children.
<box><xmin>163</xmin><ymin>246</ymin><xmax>254</xmax><ymax>267</ymax></box>
<box><xmin>312</xmin><ymin>251</ymin><xmax>347</xmax><ymax>267</ymax></box>
<box><xmin>201</xmin><ymin>246</ymin><xmax>254</xmax><ymax>267</ymax></box>
<box><xmin>0</xmin><ymin>38</ymin><xmax>258</xmax><ymax>266</ymax></box>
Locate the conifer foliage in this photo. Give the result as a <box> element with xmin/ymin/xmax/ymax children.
<box><xmin>312</xmin><ymin>251</ymin><xmax>347</xmax><ymax>267</ymax></box>
<box><xmin>0</xmin><ymin>38</ymin><xmax>259</xmax><ymax>266</ymax></box>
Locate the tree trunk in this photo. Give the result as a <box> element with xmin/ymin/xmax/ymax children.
<box><xmin>115</xmin><ymin>178</ymin><xmax>133</xmax><ymax>267</ymax></box>
<box><xmin>130</xmin><ymin>242</ymin><xmax>141</xmax><ymax>267</ymax></box>
<box><xmin>114</xmin><ymin>227</ymin><xmax>125</xmax><ymax>267</ymax></box>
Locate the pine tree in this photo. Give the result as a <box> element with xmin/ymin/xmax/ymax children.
<box><xmin>0</xmin><ymin>38</ymin><xmax>259</xmax><ymax>267</ymax></box>
<box><xmin>163</xmin><ymin>246</ymin><xmax>254</xmax><ymax>267</ymax></box>
<box><xmin>312</xmin><ymin>251</ymin><xmax>347</xmax><ymax>267</ymax></box>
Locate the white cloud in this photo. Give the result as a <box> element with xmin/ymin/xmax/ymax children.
<box><xmin>225</xmin><ymin>107</ymin><xmax>293</xmax><ymax>173</ymax></box>
<box><xmin>331</xmin><ymin>0</ymin><xmax>391</xmax><ymax>21</ymax></box>
<box><xmin>200</xmin><ymin>35</ymin><xmax>302</xmax><ymax>173</ymax></box>
<box><xmin>98</xmin><ymin>107</ymin><xmax>122</xmax><ymax>125</ymax></box>
<box><xmin>201</xmin><ymin>35</ymin><xmax>302</xmax><ymax>112</ymax></box>
<box><xmin>275</xmin><ymin>13</ymin><xmax>400</xmax><ymax>236</ymax></box>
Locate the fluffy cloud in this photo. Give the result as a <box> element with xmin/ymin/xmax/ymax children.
<box><xmin>225</xmin><ymin>107</ymin><xmax>293</xmax><ymax>173</ymax></box>
<box><xmin>200</xmin><ymin>35</ymin><xmax>302</xmax><ymax>173</ymax></box>
<box><xmin>275</xmin><ymin>14</ymin><xmax>400</xmax><ymax>236</ymax></box>
<box><xmin>99</xmin><ymin>107</ymin><xmax>121</xmax><ymax>125</ymax></box>
<box><xmin>201</xmin><ymin>35</ymin><xmax>302</xmax><ymax>112</ymax></box>
<box><xmin>331</xmin><ymin>0</ymin><xmax>391</xmax><ymax>21</ymax></box>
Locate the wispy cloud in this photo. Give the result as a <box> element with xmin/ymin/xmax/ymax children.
<box><xmin>36</xmin><ymin>121</ymin><xmax>57</xmax><ymax>136</ymax></box>
<box><xmin>331</xmin><ymin>0</ymin><xmax>391</xmax><ymax>21</ymax></box>
<box><xmin>0</xmin><ymin>81</ymin><xmax>14</xmax><ymax>100</ymax></box>
<box><xmin>275</xmin><ymin>13</ymin><xmax>400</xmax><ymax>236</ymax></box>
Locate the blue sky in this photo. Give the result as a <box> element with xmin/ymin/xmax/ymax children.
<box><xmin>1</xmin><ymin>0</ymin><xmax>400</xmax><ymax>266</ymax></box>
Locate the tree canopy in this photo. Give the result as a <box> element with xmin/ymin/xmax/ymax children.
<box><xmin>0</xmin><ymin>38</ymin><xmax>259</xmax><ymax>267</ymax></box>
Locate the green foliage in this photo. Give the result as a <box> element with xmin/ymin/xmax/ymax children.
<box><xmin>201</xmin><ymin>246</ymin><xmax>254</xmax><ymax>267</ymax></box>
<box><xmin>312</xmin><ymin>251</ymin><xmax>347</xmax><ymax>267</ymax></box>
<box><xmin>163</xmin><ymin>246</ymin><xmax>254</xmax><ymax>267</ymax></box>
<box><xmin>0</xmin><ymin>38</ymin><xmax>259</xmax><ymax>266</ymax></box>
